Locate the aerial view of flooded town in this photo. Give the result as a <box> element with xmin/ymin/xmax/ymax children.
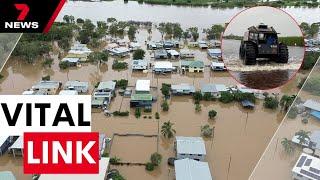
<box><xmin>0</xmin><ymin>0</ymin><xmax>320</xmax><ymax>180</ymax></box>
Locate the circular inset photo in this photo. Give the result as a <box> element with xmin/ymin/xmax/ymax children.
<box><xmin>221</xmin><ymin>6</ymin><xmax>305</xmax><ymax>90</ymax></box>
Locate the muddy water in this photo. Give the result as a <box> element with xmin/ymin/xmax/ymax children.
<box><xmin>222</xmin><ymin>39</ymin><xmax>304</xmax><ymax>89</ymax></box>
<box><xmin>57</xmin><ymin>1</ymin><xmax>320</xmax><ymax>29</ymax></box>
<box><xmin>0</xmin><ymin>27</ymin><xmax>300</xmax><ymax>180</ymax></box>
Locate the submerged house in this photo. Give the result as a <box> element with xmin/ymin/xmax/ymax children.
<box><xmin>61</xmin><ymin>57</ymin><xmax>80</xmax><ymax>66</ymax></box>
<box><xmin>31</xmin><ymin>81</ymin><xmax>61</xmax><ymax>95</ymax></box>
<box><xmin>180</xmin><ymin>60</ymin><xmax>205</xmax><ymax>73</ymax></box>
<box><xmin>63</xmin><ymin>80</ymin><xmax>89</xmax><ymax>93</ymax></box>
<box><xmin>175</xmin><ymin>136</ymin><xmax>206</xmax><ymax>161</ymax></box>
<box><xmin>147</xmin><ymin>41</ymin><xmax>163</xmax><ymax>50</ymax></box>
<box><xmin>132</xmin><ymin>59</ymin><xmax>149</xmax><ymax>71</ymax></box>
<box><xmin>59</xmin><ymin>90</ymin><xmax>78</xmax><ymax>95</ymax></box>
<box><xmin>175</xmin><ymin>158</ymin><xmax>212</xmax><ymax>180</ymax></box>
<box><xmin>180</xmin><ymin>49</ymin><xmax>195</xmax><ymax>58</ymax></box>
<box><xmin>154</xmin><ymin>61</ymin><xmax>174</xmax><ymax>73</ymax></box>
<box><xmin>92</xmin><ymin>81</ymin><xmax>116</xmax><ymax>108</ymax></box>
<box><xmin>209</xmin><ymin>40</ymin><xmax>221</xmax><ymax>48</ymax></box>
<box><xmin>303</xmin><ymin>100</ymin><xmax>320</xmax><ymax>120</ymax></box>
<box><xmin>211</xmin><ymin>62</ymin><xmax>226</xmax><ymax>71</ymax></box>
<box><xmin>198</xmin><ymin>41</ymin><xmax>208</xmax><ymax>49</ymax></box>
<box><xmin>129</xmin><ymin>42</ymin><xmax>141</xmax><ymax>51</ymax></box>
<box><xmin>69</xmin><ymin>43</ymin><xmax>92</xmax><ymax>55</ymax></box>
<box><xmin>167</xmin><ymin>49</ymin><xmax>180</xmax><ymax>59</ymax></box>
<box><xmin>130</xmin><ymin>80</ymin><xmax>153</xmax><ymax>108</ymax></box>
<box><xmin>208</xmin><ymin>48</ymin><xmax>222</xmax><ymax>60</ymax></box>
<box><xmin>292</xmin><ymin>153</ymin><xmax>320</xmax><ymax>180</ymax></box>
<box><xmin>171</xmin><ymin>84</ymin><xmax>195</xmax><ymax>95</ymax></box>
<box><xmin>108</xmin><ymin>47</ymin><xmax>130</xmax><ymax>57</ymax></box>
<box><xmin>201</xmin><ymin>83</ymin><xmax>228</xmax><ymax>98</ymax></box>
<box><xmin>154</xmin><ymin>49</ymin><xmax>168</xmax><ymax>59</ymax></box>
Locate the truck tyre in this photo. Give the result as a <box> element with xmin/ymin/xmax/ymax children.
<box><xmin>277</xmin><ymin>43</ymin><xmax>288</xmax><ymax>63</ymax></box>
<box><xmin>244</xmin><ymin>43</ymin><xmax>256</xmax><ymax>65</ymax></box>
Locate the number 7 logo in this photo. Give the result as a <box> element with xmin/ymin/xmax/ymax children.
<box><xmin>14</xmin><ymin>4</ymin><xmax>30</xmax><ymax>21</ymax></box>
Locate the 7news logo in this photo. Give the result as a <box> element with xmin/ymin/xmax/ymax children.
<box><xmin>4</xmin><ymin>4</ymin><xmax>39</xmax><ymax>29</ymax></box>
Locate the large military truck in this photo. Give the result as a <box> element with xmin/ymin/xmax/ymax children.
<box><xmin>239</xmin><ymin>24</ymin><xmax>289</xmax><ymax>65</ymax></box>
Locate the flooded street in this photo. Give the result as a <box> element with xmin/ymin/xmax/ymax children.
<box><xmin>0</xmin><ymin>2</ymin><xmax>315</xmax><ymax>180</ymax></box>
<box><xmin>222</xmin><ymin>39</ymin><xmax>304</xmax><ymax>89</ymax></box>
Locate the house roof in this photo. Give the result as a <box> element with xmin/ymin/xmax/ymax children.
<box><xmin>132</xmin><ymin>59</ymin><xmax>148</xmax><ymax>67</ymax></box>
<box><xmin>61</xmin><ymin>57</ymin><xmax>80</xmax><ymax>63</ymax></box>
<box><xmin>201</xmin><ymin>84</ymin><xmax>227</xmax><ymax>93</ymax></box>
<box><xmin>311</xmin><ymin>131</ymin><xmax>320</xmax><ymax>150</ymax></box>
<box><xmin>32</xmin><ymin>81</ymin><xmax>60</xmax><ymax>89</ymax></box>
<box><xmin>180</xmin><ymin>60</ymin><xmax>204</xmax><ymax>68</ymax></box>
<box><xmin>208</xmin><ymin>49</ymin><xmax>221</xmax><ymax>54</ymax></box>
<box><xmin>175</xmin><ymin>158</ymin><xmax>212</xmax><ymax>180</ymax></box>
<box><xmin>171</xmin><ymin>84</ymin><xmax>195</xmax><ymax>92</ymax></box>
<box><xmin>292</xmin><ymin>153</ymin><xmax>320</xmax><ymax>180</ymax></box>
<box><xmin>64</xmin><ymin>81</ymin><xmax>89</xmax><ymax>88</ymax></box>
<box><xmin>0</xmin><ymin>171</ymin><xmax>16</xmax><ymax>180</ymax></box>
<box><xmin>155</xmin><ymin>49</ymin><xmax>167</xmax><ymax>55</ymax></box>
<box><xmin>59</xmin><ymin>90</ymin><xmax>78</xmax><ymax>95</ymax></box>
<box><xmin>10</xmin><ymin>136</ymin><xmax>23</xmax><ymax>149</ymax></box>
<box><xmin>176</xmin><ymin>136</ymin><xmax>206</xmax><ymax>155</ymax></box>
<box><xmin>136</xmin><ymin>80</ymin><xmax>150</xmax><ymax>92</ymax></box>
<box><xmin>131</xmin><ymin>94</ymin><xmax>153</xmax><ymax>101</ymax></box>
<box><xmin>311</xmin><ymin>111</ymin><xmax>320</xmax><ymax>120</ymax></box>
<box><xmin>304</xmin><ymin>100</ymin><xmax>320</xmax><ymax>112</ymax></box>
<box><xmin>180</xmin><ymin>49</ymin><xmax>194</xmax><ymax>54</ymax></box>
<box><xmin>154</xmin><ymin>61</ymin><xmax>173</xmax><ymax>69</ymax></box>
<box><xmin>97</xmin><ymin>81</ymin><xmax>116</xmax><ymax>91</ymax></box>
<box><xmin>211</xmin><ymin>62</ymin><xmax>225</xmax><ymax>67</ymax></box>
<box><xmin>39</xmin><ymin>158</ymin><xmax>110</xmax><ymax>180</ymax></box>
<box><xmin>167</xmin><ymin>49</ymin><xmax>179</xmax><ymax>56</ymax></box>
<box><xmin>109</xmin><ymin>47</ymin><xmax>130</xmax><ymax>54</ymax></box>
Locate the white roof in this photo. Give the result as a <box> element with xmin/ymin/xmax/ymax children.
<box><xmin>154</xmin><ymin>61</ymin><xmax>173</xmax><ymax>69</ymax></box>
<box><xmin>171</xmin><ymin>84</ymin><xmax>195</xmax><ymax>91</ymax></box>
<box><xmin>0</xmin><ymin>136</ymin><xmax>8</xmax><ymax>146</ymax></box>
<box><xmin>64</xmin><ymin>81</ymin><xmax>89</xmax><ymax>88</ymax></box>
<box><xmin>208</xmin><ymin>48</ymin><xmax>221</xmax><ymax>54</ymax></box>
<box><xmin>211</xmin><ymin>62</ymin><xmax>225</xmax><ymax>67</ymax></box>
<box><xmin>22</xmin><ymin>90</ymin><xmax>35</xmax><ymax>95</ymax></box>
<box><xmin>61</xmin><ymin>57</ymin><xmax>80</xmax><ymax>63</ymax></box>
<box><xmin>292</xmin><ymin>153</ymin><xmax>320</xmax><ymax>180</ymax></box>
<box><xmin>32</xmin><ymin>81</ymin><xmax>60</xmax><ymax>89</ymax></box>
<box><xmin>175</xmin><ymin>158</ymin><xmax>212</xmax><ymax>180</ymax></box>
<box><xmin>129</xmin><ymin>42</ymin><xmax>141</xmax><ymax>48</ymax></box>
<box><xmin>136</xmin><ymin>80</ymin><xmax>150</xmax><ymax>92</ymax></box>
<box><xmin>176</xmin><ymin>136</ymin><xmax>206</xmax><ymax>155</ymax></box>
<box><xmin>10</xmin><ymin>136</ymin><xmax>23</xmax><ymax>149</ymax></box>
<box><xmin>304</xmin><ymin>100</ymin><xmax>320</xmax><ymax>112</ymax></box>
<box><xmin>167</xmin><ymin>49</ymin><xmax>180</xmax><ymax>56</ymax></box>
<box><xmin>39</xmin><ymin>158</ymin><xmax>109</xmax><ymax>180</ymax></box>
<box><xmin>59</xmin><ymin>90</ymin><xmax>78</xmax><ymax>95</ymax></box>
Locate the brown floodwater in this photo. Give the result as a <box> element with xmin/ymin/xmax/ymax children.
<box><xmin>222</xmin><ymin>39</ymin><xmax>304</xmax><ymax>90</ymax></box>
<box><xmin>0</xmin><ymin>27</ymin><xmax>301</xmax><ymax>180</ymax></box>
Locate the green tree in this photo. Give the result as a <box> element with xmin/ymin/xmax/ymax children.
<box><xmin>76</xmin><ymin>18</ymin><xmax>84</xmax><ymax>24</ymax></box>
<box><xmin>145</xmin><ymin>162</ymin><xmax>155</xmax><ymax>171</ymax></box>
<box><xmin>161</xmin><ymin>100</ymin><xmax>169</xmax><ymax>111</ymax></box>
<box><xmin>128</xmin><ymin>25</ymin><xmax>137</xmax><ymax>41</ymax></box>
<box><xmin>150</xmin><ymin>152</ymin><xmax>162</xmax><ymax>166</ymax></box>
<box><xmin>195</xmin><ymin>103</ymin><xmax>202</xmax><ymax>112</ymax></box>
<box><xmin>188</xmin><ymin>27</ymin><xmax>199</xmax><ymax>42</ymax></box>
<box><xmin>219</xmin><ymin>91</ymin><xmax>234</xmax><ymax>103</ymax></box>
<box><xmin>264</xmin><ymin>97</ymin><xmax>279</xmax><ymax>109</ymax></box>
<box><xmin>193</xmin><ymin>91</ymin><xmax>203</xmax><ymax>103</ymax></box>
<box><xmin>280</xmin><ymin>95</ymin><xmax>295</xmax><ymax>111</ymax></box>
<box><xmin>161</xmin><ymin>83</ymin><xmax>171</xmax><ymax>97</ymax></box>
<box><xmin>295</xmin><ymin>130</ymin><xmax>311</xmax><ymax>145</ymax></box>
<box><xmin>161</xmin><ymin>121</ymin><xmax>176</xmax><ymax>138</ymax></box>
<box><xmin>201</xmin><ymin>124</ymin><xmax>213</xmax><ymax>138</ymax></box>
<box><xmin>281</xmin><ymin>138</ymin><xmax>295</xmax><ymax>154</ymax></box>
<box><xmin>133</xmin><ymin>49</ymin><xmax>146</xmax><ymax>60</ymax></box>
<box><xmin>206</xmin><ymin>24</ymin><xmax>225</xmax><ymax>40</ymax></box>
<box><xmin>135</xmin><ymin>108</ymin><xmax>141</xmax><ymax>118</ymax></box>
<box><xmin>208</xmin><ymin>110</ymin><xmax>217</xmax><ymax>119</ymax></box>
<box><xmin>173</xmin><ymin>23</ymin><xmax>183</xmax><ymax>39</ymax></box>
<box><xmin>158</xmin><ymin>23</ymin><xmax>166</xmax><ymax>39</ymax></box>
<box><xmin>203</xmin><ymin>92</ymin><xmax>213</xmax><ymax>101</ymax></box>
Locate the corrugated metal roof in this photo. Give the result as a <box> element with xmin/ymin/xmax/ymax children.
<box><xmin>176</xmin><ymin>136</ymin><xmax>206</xmax><ymax>155</ymax></box>
<box><xmin>136</xmin><ymin>80</ymin><xmax>150</xmax><ymax>92</ymax></box>
<box><xmin>201</xmin><ymin>84</ymin><xmax>218</xmax><ymax>93</ymax></box>
<box><xmin>304</xmin><ymin>100</ymin><xmax>320</xmax><ymax>112</ymax></box>
<box><xmin>175</xmin><ymin>158</ymin><xmax>212</xmax><ymax>180</ymax></box>
<box><xmin>97</xmin><ymin>81</ymin><xmax>116</xmax><ymax>91</ymax></box>
<box><xmin>131</xmin><ymin>94</ymin><xmax>153</xmax><ymax>101</ymax></box>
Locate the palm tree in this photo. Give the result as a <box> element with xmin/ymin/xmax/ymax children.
<box><xmin>161</xmin><ymin>121</ymin><xmax>176</xmax><ymax>138</ymax></box>
<box><xmin>295</xmin><ymin>130</ymin><xmax>311</xmax><ymax>145</ymax></box>
<box><xmin>281</xmin><ymin>138</ymin><xmax>295</xmax><ymax>154</ymax></box>
<box><xmin>280</xmin><ymin>95</ymin><xmax>296</xmax><ymax>111</ymax></box>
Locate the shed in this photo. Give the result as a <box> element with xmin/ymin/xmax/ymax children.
<box><xmin>241</xmin><ymin>100</ymin><xmax>255</xmax><ymax>109</ymax></box>
<box><xmin>211</xmin><ymin>62</ymin><xmax>226</xmax><ymax>71</ymax></box>
<box><xmin>175</xmin><ymin>136</ymin><xmax>206</xmax><ymax>161</ymax></box>
<box><xmin>167</xmin><ymin>49</ymin><xmax>180</xmax><ymax>58</ymax></box>
<box><xmin>136</xmin><ymin>80</ymin><xmax>150</xmax><ymax>93</ymax></box>
<box><xmin>175</xmin><ymin>158</ymin><xmax>212</xmax><ymax>180</ymax></box>
<box><xmin>180</xmin><ymin>49</ymin><xmax>195</xmax><ymax>58</ymax></box>
<box><xmin>0</xmin><ymin>171</ymin><xmax>16</xmax><ymax>180</ymax></box>
<box><xmin>32</xmin><ymin>81</ymin><xmax>61</xmax><ymax>95</ymax></box>
<box><xmin>130</xmin><ymin>94</ymin><xmax>153</xmax><ymax>108</ymax></box>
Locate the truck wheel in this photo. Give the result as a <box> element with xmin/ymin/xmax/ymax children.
<box><xmin>244</xmin><ymin>43</ymin><xmax>256</xmax><ymax>65</ymax></box>
<box><xmin>277</xmin><ymin>44</ymin><xmax>288</xmax><ymax>63</ymax></box>
<box><xmin>239</xmin><ymin>44</ymin><xmax>245</xmax><ymax>60</ymax></box>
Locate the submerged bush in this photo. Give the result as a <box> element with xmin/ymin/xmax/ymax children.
<box><xmin>219</xmin><ymin>91</ymin><xmax>234</xmax><ymax>103</ymax></box>
<box><xmin>264</xmin><ymin>97</ymin><xmax>279</xmax><ymax>109</ymax></box>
